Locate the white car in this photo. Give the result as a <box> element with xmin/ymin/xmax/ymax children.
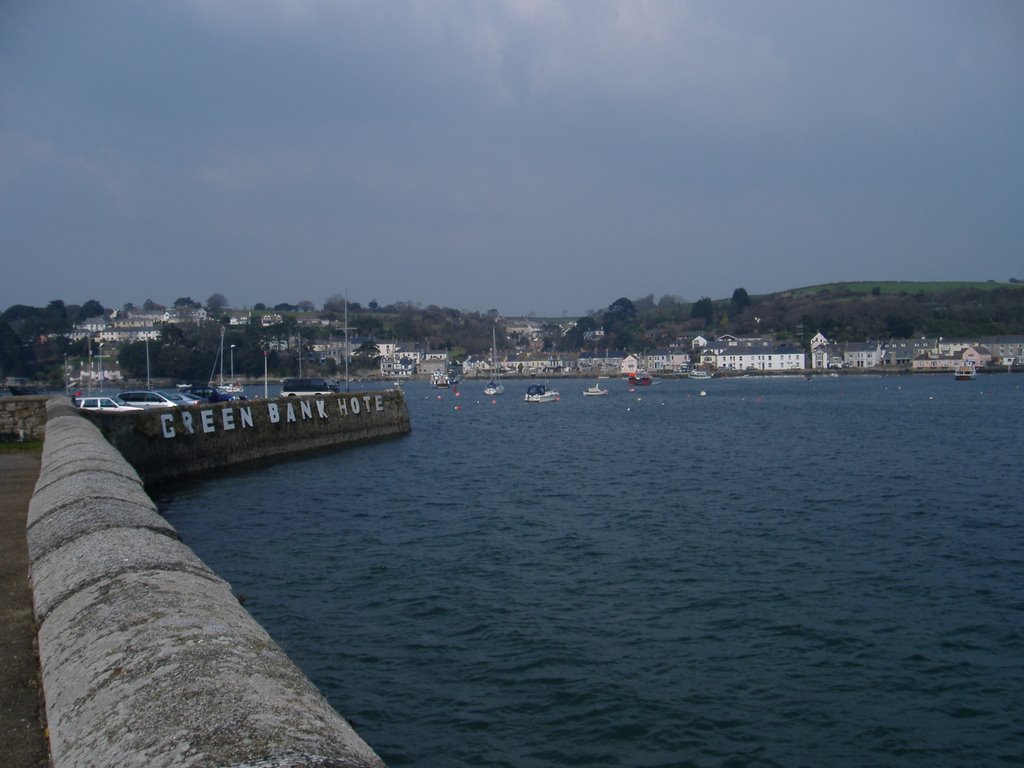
<box><xmin>116</xmin><ymin>390</ymin><xmax>188</xmax><ymax>409</ymax></box>
<box><xmin>76</xmin><ymin>396</ymin><xmax>142</xmax><ymax>412</ymax></box>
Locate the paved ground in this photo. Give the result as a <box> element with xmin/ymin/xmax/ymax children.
<box><xmin>0</xmin><ymin>451</ymin><xmax>50</xmax><ymax>767</ymax></box>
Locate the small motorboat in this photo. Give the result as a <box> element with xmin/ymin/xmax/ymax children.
<box><xmin>524</xmin><ymin>383</ymin><xmax>559</xmax><ymax>403</ymax></box>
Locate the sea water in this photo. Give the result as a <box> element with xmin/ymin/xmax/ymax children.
<box><xmin>160</xmin><ymin>375</ymin><xmax>1024</xmax><ymax>767</ymax></box>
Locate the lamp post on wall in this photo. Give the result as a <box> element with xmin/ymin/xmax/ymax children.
<box><xmin>96</xmin><ymin>342</ymin><xmax>105</xmax><ymax>394</ymax></box>
<box><xmin>230</xmin><ymin>344</ymin><xmax>236</xmax><ymax>384</ymax></box>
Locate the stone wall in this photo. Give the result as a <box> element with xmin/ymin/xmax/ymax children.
<box><xmin>28</xmin><ymin>398</ymin><xmax>387</xmax><ymax>768</ymax></box>
<box><xmin>80</xmin><ymin>389</ymin><xmax>411</xmax><ymax>485</ymax></box>
<box><xmin>0</xmin><ymin>395</ymin><xmax>48</xmax><ymax>441</ymax></box>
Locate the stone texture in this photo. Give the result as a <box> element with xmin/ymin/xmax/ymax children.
<box><xmin>0</xmin><ymin>396</ymin><xmax>48</xmax><ymax>441</ymax></box>
<box><xmin>30</xmin><ymin>399</ymin><xmax>388</xmax><ymax>768</ymax></box>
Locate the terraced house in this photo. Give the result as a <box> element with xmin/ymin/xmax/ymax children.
<box><xmin>699</xmin><ymin>337</ymin><xmax>806</xmax><ymax>372</ymax></box>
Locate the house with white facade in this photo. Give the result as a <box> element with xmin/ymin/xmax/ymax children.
<box><xmin>642</xmin><ymin>348</ymin><xmax>690</xmax><ymax>373</ymax></box>
<box><xmin>841</xmin><ymin>341</ymin><xmax>884</xmax><ymax>369</ymax></box>
<box><xmin>701</xmin><ymin>339</ymin><xmax>806</xmax><ymax>371</ymax></box>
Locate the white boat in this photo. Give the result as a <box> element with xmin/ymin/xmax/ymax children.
<box><xmin>583</xmin><ymin>377</ymin><xmax>608</xmax><ymax>396</ymax></box>
<box><xmin>483</xmin><ymin>325</ymin><xmax>504</xmax><ymax>395</ymax></box>
<box><xmin>688</xmin><ymin>368</ymin><xmax>712</xmax><ymax>380</ymax></box>
<box><xmin>524</xmin><ymin>383</ymin><xmax>559</xmax><ymax>403</ymax></box>
<box><xmin>431</xmin><ymin>369</ymin><xmax>450</xmax><ymax>388</ymax></box>
<box><xmin>953</xmin><ymin>362</ymin><xmax>976</xmax><ymax>380</ymax></box>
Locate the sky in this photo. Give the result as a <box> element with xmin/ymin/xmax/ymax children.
<box><xmin>2</xmin><ymin>1</ymin><xmax>1022</xmax><ymax>317</ymax></box>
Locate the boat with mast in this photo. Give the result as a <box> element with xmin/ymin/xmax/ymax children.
<box><xmin>484</xmin><ymin>325</ymin><xmax>504</xmax><ymax>395</ymax></box>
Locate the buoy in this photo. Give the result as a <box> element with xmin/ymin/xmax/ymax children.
<box><xmin>700</xmin><ymin>390</ymin><xmax>707</xmax><ymax>397</ymax></box>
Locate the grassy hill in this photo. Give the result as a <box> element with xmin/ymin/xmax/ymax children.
<box><xmin>720</xmin><ymin>281</ymin><xmax>1024</xmax><ymax>342</ymax></box>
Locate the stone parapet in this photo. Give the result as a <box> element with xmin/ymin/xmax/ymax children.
<box><xmin>28</xmin><ymin>399</ymin><xmax>386</xmax><ymax>768</ymax></box>
<box><xmin>81</xmin><ymin>390</ymin><xmax>411</xmax><ymax>485</ymax></box>
<box><xmin>0</xmin><ymin>395</ymin><xmax>48</xmax><ymax>441</ymax></box>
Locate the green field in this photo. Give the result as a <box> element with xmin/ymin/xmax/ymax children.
<box><xmin>788</xmin><ymin>280</ymin><xmax>1022</xmax><ymax>298</ymax></box>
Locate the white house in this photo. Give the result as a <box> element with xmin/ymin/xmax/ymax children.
<box><xmin>841</xmin><ymin>342</ymin><xmax>883</xmax><ymax>368</ymax></box>
<box><xmin>701</xmin><ymin>340</ymin><xmax>806</xmax><ymax>371</ymax></box>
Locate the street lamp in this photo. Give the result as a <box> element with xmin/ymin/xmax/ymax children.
<box><xmin>230</xmin><ymin>344</ymin><xmax>236</xmax><ymax>383</ymax></box>
<box><xmin>97</xmin><ymin>342</ymin><xmax>105</xmax><ymax>393</ymax></box>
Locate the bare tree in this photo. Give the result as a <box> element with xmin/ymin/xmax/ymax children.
<box><xmin>206</xmin><ymin>293</ymin><xmax>228</xmax><ymax>313</ymax></box>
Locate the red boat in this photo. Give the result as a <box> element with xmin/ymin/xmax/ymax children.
<box><xmin>628</xmin><ymin>371</ymin><xmax>653</xmax><ymax>386</ymax></box>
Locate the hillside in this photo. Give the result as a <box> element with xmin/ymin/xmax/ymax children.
<box><xmin>731</xmin><ymin>281</ymin><xmax>1024</xmax><ymax>342</ymax></box>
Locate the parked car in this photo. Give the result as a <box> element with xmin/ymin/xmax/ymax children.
<box><xmin>116</xmin><ymin>390</ymin><xmax>190</xmax><ymax>409</ymax></box>
<box><xmin>75</xmin><ymin>396</ymin><xmax>141</xmax><ymax>412</ymax></box>
<box><xmin>188</xmin><ymin>385</ymin><xmax>247</xmax><ymax>403</ymax></box>
<box><xmin>279</xmin><ymin>378</ymin><xmax>341</xmax><ymax>396</ymax></box>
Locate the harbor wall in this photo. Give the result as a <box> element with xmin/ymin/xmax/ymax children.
<box><xmin>0</xmin><ymin>395</ymin><xmax>48</xmax><ymax>441</ymax></box>
<box><xmin>28</xmin><ymin>397</ymin><xmax>387</xmax><ymax>768</ymax></box>
<box><xmin>80</xmin><ymin>389</ymin><xmax>410</xmax><ymax>485</ymax></box>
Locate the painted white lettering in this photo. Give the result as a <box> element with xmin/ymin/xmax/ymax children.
<box><xmin>181</xmin><ymin>411</ymin><xmax>195</xmax><ymax>435</ymax></box>
<box><xmin>316</xmin><ymin>400</ymin><xmax>328</xmax><ymax>419</ymax></box>
<box><xmin>239</xmin><ymin>407</ymin><xmax>253</xmax><ymax>429</ymax></box>
<box><xmin>375</xmin><ymin>394</ymin><xmax>383</xmax><ymax>412</ymax></box>
<box><xmin>350</xmin><ymin>396</ymin><xmax>361</xmax><ymax>415</ymax></box>
<box><xmin>201</xmin><ymin>410</ymin><xmax>216</xmax><ymax>434</ymax></box>
<box><xmin>268</xmin><ymin>402</ymin><xmax>280</xmax><ymax>423</ymax></box>
<box><xmin>286</xmin><ymin>402</ymin><xmax>297</xmax><ymax>422</ymax></box>
<box><xmin>362</xmin><ymin>395</ymin><xmax>372</xmax><ymax>412</ymax></box>
<box><xmin>222</xmin><ymin>408</ymin><xmax>236</xmax><ymax>431</ymax></box>
<box><xmin>161</xmin><ymin>413</ymin><xmax>175</xmax><ymax>439</ymax></box>
<box><xmin>337</xmin><ymin>398</ymin><xmax>348</xmax><ymax>416</ymax></box>
<box><xmin>300</xmin><ymin>400</ymin><xmax>313</xmax><ymax>420</ymax></box>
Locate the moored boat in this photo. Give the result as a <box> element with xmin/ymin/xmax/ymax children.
<box><xmin>688</xmin><ymin>368</ymin><xmax>712</xmax><ymax>380</ymax></box>
<box><xmin>953</xmin><ymin>362</ymin><xmax>976</xmax><ymax>380</ymax></box>
<box><xmin>524</xmin><ymin>383</ymin><xmax>559</xmax><ymax>403</ymax></box>
<box><xmin>583</xmin><ymin>377</ymin><xmax>608</xmax><ymax>396</ymax></box>
<box><xmin>628</xmin><ymin>371</ymin><xmax>653</xmax><ymax>386</ymax></box>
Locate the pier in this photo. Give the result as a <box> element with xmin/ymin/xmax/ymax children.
<box><xmin>1</xmin><ymin>393</ymin><xmax>410</xmax><ymax>767</ymax></box>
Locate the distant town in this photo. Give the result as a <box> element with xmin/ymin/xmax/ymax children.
<box><xmin>3</xmin><ymin>284</ymin><xmax>1023</xmax><ymax>390</ymax></box>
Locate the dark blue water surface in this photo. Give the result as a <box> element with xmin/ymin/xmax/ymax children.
<box><xmin>160</xmin><ymin>375</ymin><xmax>1024</xmax><ymax>768</ymax></box>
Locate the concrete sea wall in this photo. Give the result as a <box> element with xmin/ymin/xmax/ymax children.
<box><xmin>28</xmin><ymin>398</ymin><xmax>388</xmax><ymax>767</ymax></box>
<box><xmin>0</xmin><ymin>395</ymin><xmax>48</xmax><ymax>441</ymax></box>
<box><xmin>82</xmin><ymin>389</ymin><xmax>410</xmax><ymax>485</ymax></box>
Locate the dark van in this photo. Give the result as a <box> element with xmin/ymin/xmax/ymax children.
<box><xmin>279</xmin><ymin>378</ymin><xmax>341</xmax><ymax>396</ymax></box>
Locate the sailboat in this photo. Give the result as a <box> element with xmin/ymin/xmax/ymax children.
<box><xmin>483</xmin><ymin>325</ymin><xmax>504</xmax><ymax>395</ymax></box>
<box><xmin>209</xmin><ymin>327</ymin><xmax>243</xmax><ymax>392</ymax></box>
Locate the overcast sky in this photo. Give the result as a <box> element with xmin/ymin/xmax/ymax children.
<box><xmin>2</xmin><ymin>1</ymin><xmax>1022</xmax><ymax>316</ymax></box>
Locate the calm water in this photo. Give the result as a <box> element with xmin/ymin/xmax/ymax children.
<box><xmin>160</xmin><ymin>375</ymin><xmax>1024</xmax><ymax>768</ymax></box>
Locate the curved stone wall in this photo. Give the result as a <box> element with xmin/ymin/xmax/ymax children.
<box><xmin>29</xmin><ymin>399</ymin><xmax>386</xmax><ymax>768</ymax></box>
<box><xmin>81</xmin><ymin>390</ymin><xmax>411</xmax><ymax>485</ymax></box>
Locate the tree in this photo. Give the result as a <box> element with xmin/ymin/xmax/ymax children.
<box><xmin>563</xmin><ymin>316</ymin><xmax>597</xmax><ymax>349</ymax></box>
<box><xmin>731</xmin><ymin>288</ymin><xmax>751</xmax><ymax>315</ymax></box>
<box><xmin>352</xmin><ymin>341</ymin><xmax>381</xmax><ymax>369</ymax></box>
<box><xmin>174</xmin><ymin>297</ymin><xmax>200</xmax><ymax>308</ymax></box>
<box><xmin>297</xmin><ymin>300</ymin><xmax>315</xmax><ymax>312</ymax></box>
<box><xmin>206</xmin><ymin>293</ymin><xmax>229</xmax><ymax>314</ymax></box>
<box><xmin>323</xmin><ymin>294</ymin><xmax>346</xmax><ymax>314</ymax></box>
<box><xmin>691</xmin><ymin>297</ymin><xmax>715</xmax><ymax>325</ymax></box>
<box><xmin>606</xmin><ymin>297</ymin><xmax>637</xmax><ymax>324</ymax></box>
